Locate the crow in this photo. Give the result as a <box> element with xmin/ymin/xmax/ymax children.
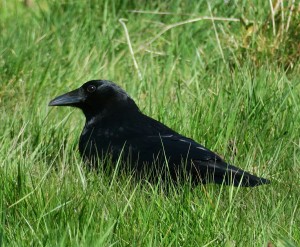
<box><xmin>49</xmin><ymin>80</ymin><xmax>270</xmax><ymax>187</ymax></box>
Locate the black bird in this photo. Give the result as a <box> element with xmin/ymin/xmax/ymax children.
<box><xmin>49</xmin><ymin>80</ymin><xmax>270</xmax><ymax>187</ymax></box>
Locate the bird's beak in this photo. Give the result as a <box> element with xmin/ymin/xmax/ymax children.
<box><xmin>49</xmin><ymin>88</ymin><xmax>85</xmax><ymax>106</ymax></box>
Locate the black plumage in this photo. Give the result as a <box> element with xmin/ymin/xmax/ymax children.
<box><xmin>49</xmin><ymin>80</ymin><xmax>270</xmax><ymax>187</ymax></box>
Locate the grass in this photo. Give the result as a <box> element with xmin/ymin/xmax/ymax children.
<box><xmin>0</xmin><ymin>0</ymin><xmax>299</xmax><ymax>246</ymax></box>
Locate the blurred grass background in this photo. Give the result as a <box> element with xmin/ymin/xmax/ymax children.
<box><xmin>0</xmin><ymin>0</ymin><xmax>299</xmax><ymax>246</ymax></box>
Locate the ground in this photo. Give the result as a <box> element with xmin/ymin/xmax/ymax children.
<box><xmin>0</xmin><ymin>1</ymin><xmax>299</xmax><ymax>246</ymax></box>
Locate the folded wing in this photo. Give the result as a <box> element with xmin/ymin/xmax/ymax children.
<box><xmin>132</xmin><ymin>134</ymin><xmax>269</xmax><ymax>187</ymax></box>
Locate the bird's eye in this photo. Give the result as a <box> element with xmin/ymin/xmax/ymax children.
<box><xmin>87</xmin><ymin>85</ymin><xmax>96</xmax><ymax>93</ymax></box>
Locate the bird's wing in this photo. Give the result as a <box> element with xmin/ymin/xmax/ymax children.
<box><xmin>124</xmin><ymin>114</ymin><xmax>223</xmax><ymax>163</ymax></box>
<box><xmin>141</xmin><ymin>133</ymin><xmax>222</xmax><ymax>163</ymax></box>
<box><xmin>128</xmin><ymin>134</ymin><xmax>268</xmax><ymax>186</ymax></box>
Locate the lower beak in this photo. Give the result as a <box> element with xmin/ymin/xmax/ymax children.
<box><xmin>49</xmin><ymin>88</ymin><xmax>85</xmax><ymax>106</ymax></box>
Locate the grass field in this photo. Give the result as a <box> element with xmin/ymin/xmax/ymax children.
<box><xmin>0</xmin><ymin>1</ymin><xmax>300</xmax><ymax>246</ymax></box>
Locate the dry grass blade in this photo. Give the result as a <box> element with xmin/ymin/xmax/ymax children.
<box><xmin>269</xmin><ymin>0</ymin><xmax>277</xmax><ymax>36</ymax></box>
<box><xmin>207</xmin><ymin>1</ymin><xmax>225</xmax><ymax>63</ymax></box>
<box><xmin>128</xmin><ymin>10</ymin><xmax>198</xmax><ymax>17</ymax></box>
<box><xmin>286</xmin><ymin>0</ymin><xmax>295</xmax><ymax>32</ymax></box>
<box><xmin>119</xmin><ymin>18</ymin><xmax>143</xmax><ymax>81</ymax></box>
<box><xmin>136</xmin><ymin>16</ymin><xmax>240</xmax><ymax>52</ymax></box>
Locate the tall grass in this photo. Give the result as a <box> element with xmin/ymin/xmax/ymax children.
<box><xmin>0</xmin><ymin>0</ymin><xmax>299</xmax><ymax>246</ymax></box>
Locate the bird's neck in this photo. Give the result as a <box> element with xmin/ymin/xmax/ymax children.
<box><xmin>83</xmin><ymin>104</ymin><xmax>140</xmax><ymax>129</ymax></box>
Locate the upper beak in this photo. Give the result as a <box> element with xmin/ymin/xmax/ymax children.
<box><xmin>49</xmin><ymin>88</ymin><xmax>85</xmax><ymax>106</ymax></box>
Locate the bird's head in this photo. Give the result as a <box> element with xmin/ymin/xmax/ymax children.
<box><xmin>49</xmin><ymin>80</ymin><xmax>139</xmax><ymax>119</ymax></box>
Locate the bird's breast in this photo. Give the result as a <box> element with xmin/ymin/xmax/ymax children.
<box><xmin>79</xmin><ymin>124</ymin><xmax>130</xmax><ymax>162</ymax></box>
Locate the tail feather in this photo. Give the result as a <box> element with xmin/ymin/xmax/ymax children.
<box><xmin>195</xmin><ymin>160</ymin><xmax>270</xmax><ymax>187</ymax></box>
<box><xmin>226</xmin><ymin>170</ymin><xmax>270</xmax><ymax>187</ymax></box>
